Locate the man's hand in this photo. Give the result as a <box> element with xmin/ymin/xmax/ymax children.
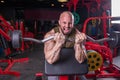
<box><xmin>75</xmin><ymin>32</ymin><xmax>87</xmax><ymax>44</ymax></box>
<box><xmin>54</xmin><ymin>32</ymin><xmax>66</xmax><ymax>45</ymax></box>
<box><xmin>74</xmin><ymin>31</ymin><xmax>87</xmax><ymax>63</ymax></box>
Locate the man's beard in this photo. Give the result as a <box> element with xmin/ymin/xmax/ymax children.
<box><xmin>60</xmin><ymin>28</ymin><xmax>72</xmax><ymax>35</ymax></box>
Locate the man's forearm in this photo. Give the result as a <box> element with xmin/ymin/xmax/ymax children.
<box><xmin>74</xmin><ymin>44</ymin><xmax>84</xmax><ymax>63</ymax></box>
<box><xmin>46</xmin><ymin>43</ymin><xmax>62</xmax><ymax>64</ymax></box>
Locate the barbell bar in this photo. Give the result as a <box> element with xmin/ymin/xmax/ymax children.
<box><xmin>11</xmin><ymin>30</ymin><xmax>120</xmax><ymax>48</ymax></box>
<box><xmin>23</xmin><ymin>36</ymin><xmax>55</xmax><ymax>43</ymax></box>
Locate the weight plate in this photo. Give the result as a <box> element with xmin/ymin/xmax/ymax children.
<box><xmin>72</xmin><ymin>12</ymin><xmax>80</xmax><ymax>25</ymax></box>
<box><xmin>12</xmin><ymin>30</ymin><xmax>22</xmax><ymax>48</ymax></box>
<box><xmin>108</xmin><ymin>31</ymin><xmax>120</xmax><ymax>48</ymax></box>
<box><xmin>87</xmin><ymin>50</ymin><xmax>103</xmax><ymax>71</ymax></box>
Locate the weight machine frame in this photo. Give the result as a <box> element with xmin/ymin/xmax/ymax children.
<box><xmin>0</xmin><ymin>16</ymin><xmax>29</xmax><ymax>77</ymax></box>
<box><xmin>83</xmin><ymin>16</ymin><xmax>120</xmax><ymax>79</ymax></box>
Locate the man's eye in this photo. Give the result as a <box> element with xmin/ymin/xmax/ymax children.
<box><xmin>69</xmin><ymin>23</ymin><xmax>72</xmax><ymax>25</ymax></box>
<box><xmin>63</xmin><ymin>22</ymin><xmax>66</xmax><ymax>24</ymax></box>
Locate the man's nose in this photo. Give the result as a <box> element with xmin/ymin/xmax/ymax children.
<box><xmin>65</xmin><ymin>23</ymin><xmax>69</xmax><ymax>27</ymax></box>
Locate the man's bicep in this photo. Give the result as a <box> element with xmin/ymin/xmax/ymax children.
<box><xmin>44</xmin><ymin>40</ymin><xmax>55</xmax><ymax>53</ymax></box>
<box><xmin>44</xmin><ymin>30</ymin><xmax>55</xmax><ymax>53</ymax></box>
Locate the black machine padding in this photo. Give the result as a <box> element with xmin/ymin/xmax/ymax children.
<box><xmin>45</xmin><ymin>48</ymin><xmax>88</xmax><ymax>76</ymax></box>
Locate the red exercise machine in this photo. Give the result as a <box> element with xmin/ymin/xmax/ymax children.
<box><xmin>0</xmin><ymin>16</ymin><xmax>29</xmax><ymax>77</ymax></box>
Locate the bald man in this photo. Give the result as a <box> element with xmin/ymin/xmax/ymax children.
<box><xmin>44</xmin><ymin>11</ymin><xmax>87</xmax><ymax>80</ymax></box>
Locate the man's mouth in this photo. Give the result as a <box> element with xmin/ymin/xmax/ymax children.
<box><xmin>64</xmin><ymin>29</ymin><xmax>69</xmax><ymax>33</ymax></box>
<box><xmin>63</xmin><ymin>28</ymin><xmax>71</xmax><ymax>34</ymax></box>
<box><xmin>63</xmin><ymin>28</ymin><xmax>69</xmax><ymax>32</ymax></box>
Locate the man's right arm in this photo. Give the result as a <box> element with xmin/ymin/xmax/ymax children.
<box><xmin>44</xmin><ymin>30</ymin><xmax>64</xmax><ymax>64</ymax></box>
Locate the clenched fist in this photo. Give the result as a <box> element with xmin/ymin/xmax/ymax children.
<box><xmin>75</xmin><ymin>32</ymin><xmax>86</xmax><ymax>44</ymax></box>
<box><xmin>54</xmin><ymin>32</ymin><xmax>66</xmax><ymax>45</ymax></box>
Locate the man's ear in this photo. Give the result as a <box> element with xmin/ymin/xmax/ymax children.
<box><xmin>58</xmin><ymin>20</ymin><xmax>60</xmax><ymax>25</ymax></box>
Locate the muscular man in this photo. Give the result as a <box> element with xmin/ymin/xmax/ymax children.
<box><xmin>44</xmin><ymin>11</ymin><xmax>87</xmax><ymax>80</ymax></box>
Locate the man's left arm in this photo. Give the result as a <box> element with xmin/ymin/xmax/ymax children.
<box><xmin>74</xmin><ymin>29</ymin><xmax>87</xmax><ymax>63</ymax></box>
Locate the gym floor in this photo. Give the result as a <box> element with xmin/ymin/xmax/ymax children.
<box><xmin>0</xmin><ymin>43</ymin><xmax>120</xmax><ymax>80</ymax></box>
<box><xmin>0</xmin><ymin>43</ymin><xmax>45</xmax><ymax>80</ymax></box>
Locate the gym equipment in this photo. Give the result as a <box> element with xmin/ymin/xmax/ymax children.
<box><xmin>82</xmin><ymin>16</ymin><xmax>120</xmax><ymax>57</ymax></box>
<box><xmin>0</xmin><ymin>28</ymin><xmax>29</xmax><ymax>77</ymax></box>
<box><xmin>0</xmin><ymin>16</ymin><xmax>14</xmax><ymax>33</ymax></box>
<box><xmin>87</xmin><ymin>50</ymin><xmax>103</xmax><ymax>71</ymax></box>
<box><xmin>0</xmin><ymin>16</ymin><xmax>29</xmax><ymax>77</ymax></box>
<box><xmin>11</xmin><ymin>30</ymin><xmax>120</xmax><ymax>49</ymax></box>
<box><xmin>72</xmin><ymin>12</ymin><xmax>80</xmax><ymax>25</ymax></box>
<box><xmin>82</xmin><ymin>16</ymin><xmax>120</xmax><ymax>79</ymax></box>
<box><xmin>12</xmin><ymin>30</ymin><xmax>22</xmax><ymax>48</ymax></box>
<box><xmin>45</xmin><ymin>48</ymin><xmax>88</xmax><ymax>80</ymax></box>
<box><xmin>108</xmin><ymin>31</ymin><xmax>120</xmax><ymax>48</ymax></box>
<box><xmin>11</xmin><ymin>30</ymin><xmax>54</xmax><ymax>48</ymax></box>
<box><xmin>45</xmin><ymin>48</ymin><xmax>88</xmax><ymax>76</ymax></box>
<box><xmin>85</xmin><ymin>41</ymin><xmax>120</xmax><ymax>78</ymax></box>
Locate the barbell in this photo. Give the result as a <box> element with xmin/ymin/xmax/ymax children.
<box><xmin>11</xmin><ymin>30</ymin><xmax>120</xmax><ymax>48</ymax></box>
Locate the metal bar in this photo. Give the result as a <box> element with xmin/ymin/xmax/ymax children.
<box><xmin>82</xmin><ymin>16</ymin><xmax>120</xmax><ymax>33</ymax></box>
<box><xmin>41</xmin><ymin>35</ymin><xmax>54</xmax><ymax>43</ymax></box>
<box><xmin>86</xmin><ymin>35</ymin><xmax>112</xmax><ymax>43</ymax></box>
<box><xmin>23</xmin><ymin>35</ymin><xmax>54</xmax><ymax>43</ymax></box>
<box><xmin>23</xmin><ymin>38</ymin><xmax>43</xmax><ymax>43</ymax></box>
<box><xmin>0</xmin><ymin>29</ymin><xmax>11</xmax><ymax>41</ymax></box>
<box><xmin>23</xmin><ymin>35</ymin><xmax>112</xmax><ymax>44</ymax></box>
